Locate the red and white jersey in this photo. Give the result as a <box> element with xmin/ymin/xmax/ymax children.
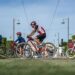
<box><xmin>37</xmin><ymin>26</ymin><xmax>46</xmax><ymax>35</ymax></box>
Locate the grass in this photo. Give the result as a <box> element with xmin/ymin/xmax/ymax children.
<box><xmin>0</xmin><ymin>58</ymin><xmax>75</xmax><ymax>75</ymax></box>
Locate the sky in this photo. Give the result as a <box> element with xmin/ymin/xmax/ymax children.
<box><xmin>0</xmin><ymin>0</ymin><xmax>75</xmax><ymax>45</ymax></box>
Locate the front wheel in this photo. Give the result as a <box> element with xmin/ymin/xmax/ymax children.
<box><xmin>66</xmin><ymin>48</ymin><xmax>75</xmax><ymax>58</ymax></box>
<box><xmin>24</xmin><ymin>43</ymin><xmax>35</xmax><ymax>58</ymax></box>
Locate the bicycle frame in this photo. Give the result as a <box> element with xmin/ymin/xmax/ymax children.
<box><xmin>27</xmin><ymin>39</ymin><xmax>38</xmax><ymax>52</ymax></box>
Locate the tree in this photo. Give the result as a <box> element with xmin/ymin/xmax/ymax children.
<box><xmin>72</xmin><ymin>35</ymin><xmax>75</xmax><ymax>40</ymax></box>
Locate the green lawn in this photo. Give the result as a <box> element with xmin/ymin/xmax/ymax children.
<box><xmin>0</xmin><ymin>58</ymin><xmax>75</xmax><ymax>75</ymax></box>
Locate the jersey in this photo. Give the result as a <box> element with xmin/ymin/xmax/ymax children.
<box><xmin>34</xmin><ymin>25</ymin><xmax>46</xmax><ymax>35</ymax></box>
<box><xmin>15</xmin><ymin>36</ymin><xmax>25</xmax><ymax>43</ymax></box>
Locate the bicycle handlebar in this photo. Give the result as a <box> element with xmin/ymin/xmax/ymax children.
<box><xmin>27</xmin><ymin>36</ymin><xmax>34</xmax><ymax>41</ymax></box>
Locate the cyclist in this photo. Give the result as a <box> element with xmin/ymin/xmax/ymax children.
<box><xmin>27</xmin><ymin>21</ymin><xmax>46</xmax><ymax>52</ymax></box>
<box><xmin>15</xmin><ymin>32</ymin><xmax>26</xmax><ymax>56</ymax></box>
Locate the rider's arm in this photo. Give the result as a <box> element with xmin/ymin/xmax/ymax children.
<box><xmin>28</xmin><ymin>30</ymin><xmax>36</xmax><ymax>36</ymax></box>
<box><xmin>15</xmin><ymin>39</ymin><xmax>18</xmax><ymax>43</ymax></box>
<box><xmin>28</xmin><ymin>26</ymin><xmax>38</xmax><ymax>37</ymax></box>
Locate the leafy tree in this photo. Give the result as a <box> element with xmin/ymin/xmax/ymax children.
<box><xmin>72</xmin><ymin>35</ymin><xmax>75</xmax><ymax>40</ymax></box>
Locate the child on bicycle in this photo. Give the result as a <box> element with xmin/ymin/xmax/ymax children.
<box><xmin>15</xmin><ymin>32</ymin><xmax>26</xmax><ymax>56</ymax></box>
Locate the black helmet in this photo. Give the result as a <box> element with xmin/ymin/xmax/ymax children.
<box><xmin>31</xmin><ymin>21</ymin><xmax>36</xmax><ymax>26</ymax></box>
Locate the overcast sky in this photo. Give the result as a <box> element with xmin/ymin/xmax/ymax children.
<box><xmin>0</xmin><ymin>0</ymin><xmax>75</xmax><ymax>44</ymax></box>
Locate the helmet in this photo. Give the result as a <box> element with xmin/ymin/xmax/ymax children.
<box><xmin>31</xmin><ymin>21</ymin><xmax>36</xmax><ymax>26</ymax></box>
<box><xmin>16</xmin><ymin>32</ymin><xmax>21</xmax><ymax>36</ymax></box>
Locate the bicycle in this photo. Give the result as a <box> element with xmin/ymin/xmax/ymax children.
<box><xmin>66</xmin><ymin>47</ymin><xmax>75</xmax><ymax>58</ymax></box>
<box><xmin>6</xmin><ymin>37</ymin><xmax>57</xmax><ymax>59</ymax></box>
<box><xmin>0</xmin><ymin>45</ymin><xmax>6</xmax><ymax>55</ymax></box>
<box><xmin>24</xmin><ymin>36</ymin><xmax>57</xmax><ymax>58</ymax></box>
<box><xmin>6</xmin><ymin>42</ymin><xmax>17</xmax><ymax>57</ymax></box>
<box><xmin>6</xmin><ymin>41</ymin><xmax>29</xmax><ymax>58</ymax></box>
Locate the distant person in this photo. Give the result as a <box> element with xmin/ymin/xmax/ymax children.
<box><xmin>0</xmin><ymin>35</ymin><xmax>2</xmax><ymax>46</ymax></box>
<box><xmin>68</xmin><ymin>40</ymin><xmax>74</xmax><ymax>49</ymax></box>
<box><xmin>15</xmin><ymin>32</ymin><xmax>26</xmax><ymax>56</ymax></box>
<box><xmin>73</xmin><ymin>40</ymin><xmax>75</xmax><ymax>50</ymax></box>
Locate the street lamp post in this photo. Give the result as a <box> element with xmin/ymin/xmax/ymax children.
<box><xmin>58</xmin><ymin>33</ymin><xmax>60</xmax><ymax>47</ymax></box>
<box><xmin>61</xmin><ymin>17</ymin><xmax>70</xmax><ymax>42</ymax></box>
<box><xmin>13</xmin><ymin>18</ymin><xmax>20</xmax><ymax>41</ymax></box>
<box><xmin>13</xmin><ymin>18</ymin><xmax>15</xmax><ymax>41</ymax></box>
<box><xmin>67</xmin><ymin>18</ymin><xmax>69</xmax><ymax>42</ymax></box>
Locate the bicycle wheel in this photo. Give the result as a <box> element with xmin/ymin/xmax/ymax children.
<box><xmin>15</xmin><ymin>48</ymin><xmax>21</xmax><ymax>58</ymax></box>
<box><xmin>44</xmin><ymin>42</ymin><xmax>57</xmax><ymax>58</ymax></box>
<box><xmin>24</xmin><ymin>43</ymin><xmax>35</xmax><ymax>58</ymax></box>
<box><xmin>0</xmin><ymin>48</ymin><xmax>5</xmax><ymax>55</ymax></box>
<box><xmin>0</xmin><ymin>46</ymin><xmax>6</xmax><ymax>55</ymax></box>
<box><xmin>66</xmin><ymin>49</ymin><xmax>75</xmax><ymax>58</ymax></box>
<box><xmin>6</xmin><ymin>48</ymin><xmax>16</xmax><ymax>58</ymax></box>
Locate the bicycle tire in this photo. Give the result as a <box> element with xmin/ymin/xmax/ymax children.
<box><xmin>43</xmin><ymin>42</ymin><xmax>57</xmax><ymax>58</ymax></box>
<box><xmin>66</xmin><ymin>49</ymin><xmax>75</xmax><ymax>58</ymax></box>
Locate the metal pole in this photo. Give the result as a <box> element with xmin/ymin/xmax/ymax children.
<box><xmin>67</xmin><ymin>17</ymin><xmax>69</xmax><ymax>42</ymax></box>
<box><xmin>13</xmin><ymin>18</ymin><xmax>15</xmax><ymax>41</ymax></box>
<box><xmin>58</xmin><ymin>33</ymin><xmax>60</xmax><ymax>47</ymax></box>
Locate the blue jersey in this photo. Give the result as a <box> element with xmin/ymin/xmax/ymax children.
<box><xmin>15</xmin><ymin>37</ymin><xmax>25</xmax><ymax>43</ymax></box>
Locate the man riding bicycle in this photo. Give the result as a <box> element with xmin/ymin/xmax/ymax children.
<box><xmin>27</xmin><ymin>21</ymin><xmax>46</xmax><ymax>51</ymax></box>
<box><xmin>15</xmin><ymin>32</ymin><xmax>26</xmax><ymax>56</ymax></box>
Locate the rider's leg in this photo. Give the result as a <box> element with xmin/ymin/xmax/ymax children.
<box><xmin>44</xmin><ymin>46</ymin><xmax>49</xmax><ymax>58</ymax></box>
<box><xmin>35</xmin><ymin>34</ymin><xmax>46</xmax><ymax>52</ymax></box>
<box><xmin>28</xmin><ymin>41</ymin><xmax>37</xmax><ymax>52</ymax></box>
<box><xmin>35</xmin><ymin>38</ymin><xmax>41</xmax><ymax>45</ymax></box>
<box><xmin>35</xmin><ymin>34</ymin><xmax>46</xmax><ymax>45</ymax></box>
<box><xmin>19</xmin><ymin>47</ymin><xmax>22</xmax><ymax>55</ymax></box>
<box><xmin>34</xmin><ymin>38</ymin><xmax>42</xmax><ymax>52</ymax></box>
<box><xmin>19</xmin><ymin>45</ymin><xmax>23</xmax><ymax>56</ymax></box>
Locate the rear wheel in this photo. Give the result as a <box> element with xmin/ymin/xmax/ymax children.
<box><xmin>43</xmin><ymin>42</ymin><xmax>57</xmax><ymax>58</ymax></box>
<box><xmin>6</xmin><ymin>48</ymin><xmax>16</xmax><ymax>58</ymax></box>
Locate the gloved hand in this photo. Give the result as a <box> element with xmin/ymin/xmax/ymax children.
<box><xmin>27</xmin><ymin>35</ymin><xmax>30</xmax><ymax>38</ymax></box>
